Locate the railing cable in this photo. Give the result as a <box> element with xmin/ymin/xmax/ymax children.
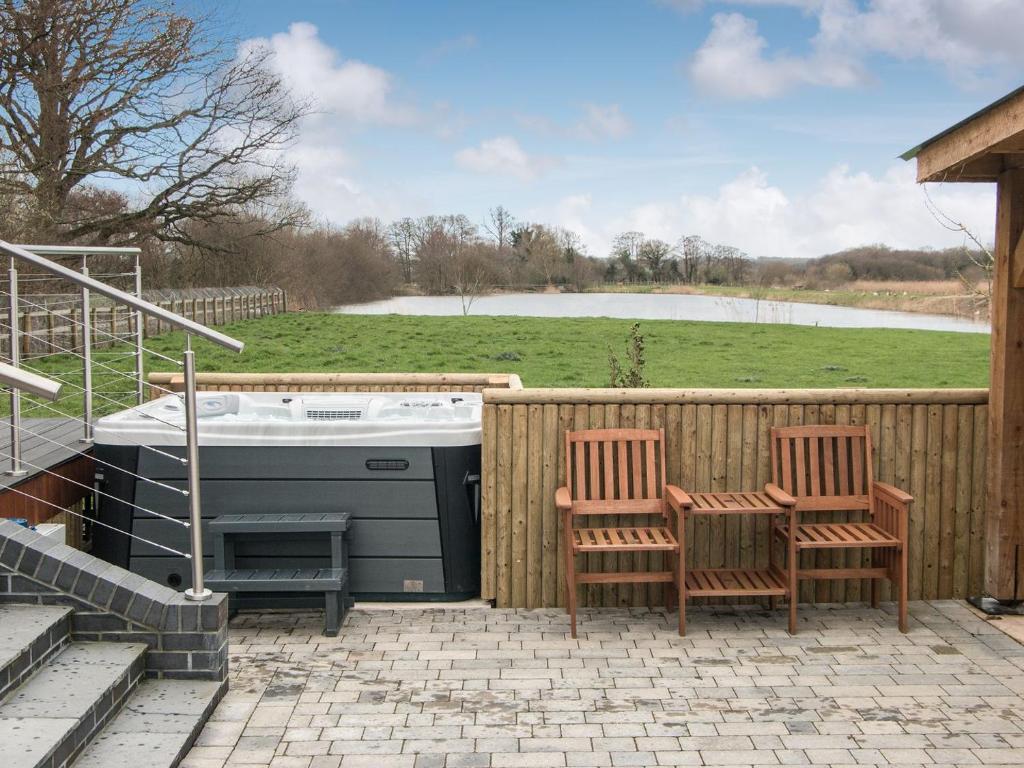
<box><xmin>0</xmin><ymin>487</ymin><xmax>189</xmax><ymax>558</ymax></box>
<box><xmin>0</xmin><ymin>319</ymin><xmax>182</xmax><ymax>398</ymax></box>
<box><xmin>13</xmin><ymin>363</ymin><xmax>186</xmax><ymax>432</ymax></box>
<box><xmin>0</xmin><ymin>288</ymin><xmax>182</xmax><ymax>365</ymax></box>
<box><xmin>0</xmin><ymin>448</ymin><xmax>190</xmax><ymax>526</ymax></box>
<box><xmin>6</xmin><ymin>419</ymin><xmax>189</xmax><ymax>496</ymax></box>
<box><xmin>13</xmin><ymin>398</ymin><xmax>187</xmax><ymax>464</ymax></box>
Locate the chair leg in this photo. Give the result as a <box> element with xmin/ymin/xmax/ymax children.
<box><xmin>898</xmin><ymin>546</ymin><xmax>909</xmax><ymax>633</ymax></box>
<box><xmin>678</xmin><ymin>574</ymin><xmax>686</xmax><ymax>637</ymax></box>
<box><xmin>566</xmin><ymin>551</ymin><xmax>578</xmax><ymax>639</ymax></box>
<box><xmin>768</xmin><ymin>528</ymin><xmax>776</xmax><ymax>612</ymax></box>
<box><xmin>787</xmin><ymin>510</ymin><xmax>797</xmax><ymax>635</ymax></box>
<box><xmin>871</xmin><ymin>577</ymin><xmax>880</xmax><ymax>609</ymax></box>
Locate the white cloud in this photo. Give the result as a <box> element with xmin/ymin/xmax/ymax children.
<box><xmin>454</xmin><ymin>137</ymin><xmax>552</xmax><ymax>180</ymax></box>
<box><xmin>689</xmin><ymin>1</ymin><xmax>1024</xmax><ymax>99</ymax></box>
<box><xmin>690</xmin><ymin>12</ymin><xmax>862</xmax><ymax>99</ymax></box>
<box><xmin>248</xmin><ymin>22</ymin><xmax>416</xmax><ymax>125</ymax></box>
<box><xmin>516</xmin><ymin>103</ymin><xmax>632</xmax><ymax>142</ymax></box>
<box><xmin>240</xmin><ymin>22</ymin><xmax>422</xmax><ymax>222</ymax></box>
<box><xmin>552</xmin><ymin>164</ymin><xmax>995</xmax><ymax>259</ymax></box>
<box><xmin>575</xmin><ymin>104</ymin><xmax>632</xmax><ymax>140</ymax></box>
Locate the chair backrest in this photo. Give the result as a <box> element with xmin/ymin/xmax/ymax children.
<box><xmin>770</xmin><ymin>425</ymin><xmax>874</xmax><ymax>512</ymax></box>
<box><xmin>564</xmin><ymin>428</ymin><xmax>667</xmax><ymax>516</ymax></box>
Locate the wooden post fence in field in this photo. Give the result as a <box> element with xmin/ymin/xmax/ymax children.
<box><xmin>1</xmin><ymin>287</ymin><xmax>286</xmax><ymax>356</ymax></box>
<box><xmin>480</xmin><ymin>387</ymin><xmax>990</xmax><ymax>609</ymax></box>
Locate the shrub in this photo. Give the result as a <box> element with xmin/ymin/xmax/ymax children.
<box><xmin>608</xmin><ymin>322</ymin><xmax>648</xmax><ymax>388</ymax></box>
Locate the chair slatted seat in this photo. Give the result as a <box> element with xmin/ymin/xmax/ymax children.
<box><xmin>555</xmin><ymin>428</ymin><xmax>690</xmax><ymax>638</ymax></box>
<box><xmin>573</xmin><ymin>526</ymin><xmax>679</xmax><ymax>552</ymax></box>
<box><xmin>766</xmin><ymin>425</ymin><xmax>912</xmax><ymax>632</ymax></box>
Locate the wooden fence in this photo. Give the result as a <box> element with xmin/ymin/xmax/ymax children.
<box><xmin>481</xmin><ymin>387</ymin><xmax>990</xmax><ymax>609</ymax></box>
<box><xmin>3</xmin><ymin>286</ymin><xmax>286</xmax><ymax>357</ymax></box>
<box><xmin>147</xmin><ymin>371</ymin><xmax>523</xmax><ymax>398</ymax></box>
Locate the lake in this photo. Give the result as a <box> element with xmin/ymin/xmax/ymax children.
<box><xmin>333</xmin><ymin>292</ymin><xmax>989</xmax><ymax>334</ymax></box>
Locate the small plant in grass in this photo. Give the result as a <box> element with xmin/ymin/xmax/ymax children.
<box><xmin>608</xmin><ymin>322</ymin><xmax>648</xmax><ymax>388</ymax></box>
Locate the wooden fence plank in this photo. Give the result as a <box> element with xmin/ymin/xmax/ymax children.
<box><xmin>937</xmin><ymin>405</ymin><xmax>959</xmax><ymax>599</ymax></box>
<box><xmin>495</xmin><ymin>405</ymin><xmax>513</xmax><ymax>606</ymax></box>
<box><xmin>481</xmin><ymin>402</ymin><xmax>497</xmax><ymax>602</ymax></box>
<box><xmin>953</xmin><ymin>405</ymin><xmax>974</xmax><ymax>598</ymax></box>
<box><xmin>541</xmin><ymin>404</ymin><xmax>559</xmax><ymax>607</ymax></box>
<box><xmin>923</xmin><ymin>405</ymin><xmax>944</xmax><ymax>600</ymax></box>
<box><xmin>969</xmin><ymin>405</ymin><xmax>988</xmax><ymax>597</ymax></box>
<box><xmin>526</xmin><ymin>404</ymin><xmax>544</xmax><ymax>608</ymax></box>
<box><xmin>908</xmin><ymin>404</ymin><xmax>928</xmax><ymax>601</ymax></box>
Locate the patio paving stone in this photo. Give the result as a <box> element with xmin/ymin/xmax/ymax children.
<box><xmin>181</xmin><ymin>601</ymin><xmax>1024</xmax><ymax>768</ymax></box>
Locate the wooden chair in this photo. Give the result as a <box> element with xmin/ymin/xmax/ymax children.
<box><xmin>555</xmin><ymin>428</ymin><xmax>691</xmax><ymax>638</ymax></box>
<box><xmin>766</xmin><ymin>425</ymin><xmax>912</xmax><ymax>632</ymax></box>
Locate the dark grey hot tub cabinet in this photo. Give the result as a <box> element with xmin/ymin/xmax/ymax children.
<box><xmin>93</xmin><ymin>443</ymin><xmax>481</xmax><ymax>603</ymax></box>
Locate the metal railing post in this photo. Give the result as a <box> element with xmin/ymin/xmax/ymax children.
<box><xmin>182</xmin><ymin>334</ymin><xmax>211</xmax><ymax>601</ymax></box>
<box><xmin>6</xmin><ymin>257</ymin><xmax>26</xmax><ymax>476</ymax></box>
<box><xmin>134</xmin><ymin>255</ymin><xmax>144</xmax><ymax>405</ymax></box>
<box><xmin>80</xmin><ymin>257</ymin><xmax>93</xmax><ymax>442</ymax></box>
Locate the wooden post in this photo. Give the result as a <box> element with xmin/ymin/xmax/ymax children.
<box><xmin>986</xmin><ymin>167</ymin><xmax>1024</xmax><ymax>601</ymax></box>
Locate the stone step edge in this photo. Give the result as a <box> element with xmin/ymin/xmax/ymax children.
<box><xmin>0</xmin><ymin>642</ymin><xmax>147</xmax><ymax>768</ymax></box>
<box><xmin>0</xmin><ymin>605</ymin><xmax>73</xmax><ymax>702</ymax></box>
<box><xmin>70</xmin><ymin>678</ymin><xmax>227</xmax><ymax>768</ymax></box>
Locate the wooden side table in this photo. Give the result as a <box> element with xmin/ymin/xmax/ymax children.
<box><xmin>680</xmin><ymin>491</ymin><xmax>797</xmax><ymax>634</ymax></box>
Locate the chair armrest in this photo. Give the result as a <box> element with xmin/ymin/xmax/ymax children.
<box><xmin>764</xmin><ymin>483</ymin><xmax>796</xmax><ymax>507</ymax></box>
<box><xmin>873</xmin><ymin>481</ymin><xmax>913</xmax><ymax>506</ymax></box>
<box><xmin>665</xmin><ymin>485</ymin><xmax>693</xmax><ymax>513</ymax></box>
<box><xmin>555</xmin><ymin>486</ymin><xmax>572</xmax><ymax>511</ymax></box>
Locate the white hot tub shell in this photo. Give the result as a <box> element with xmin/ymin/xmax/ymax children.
<box><xmin>92</xmin><ymin>392</ymin><xmax>483</xmax><ymax>601</ymax></box>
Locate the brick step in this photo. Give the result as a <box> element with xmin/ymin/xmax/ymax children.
<box><xmin>71</xmin><ymin>679</ymin><xmax>223</xmax><ymax>768</ymax></box>
<box><xmin>0</xmin><ymin>642</ymin><xmax>147</xmax><ymax>768</ymax></box>
<box><xmin>0</xmin><ymin>604</ymin><xmax>72</xmax><ymax>700</ymax></box>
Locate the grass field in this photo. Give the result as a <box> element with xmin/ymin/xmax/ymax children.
<box><xmin>13</xmin><ymin>312</ymin><xmax>989</xmax><ymax>418</ymax></box>
<box><xmin>156</xmin><ymin>312</ymin><xmax>988</xmax><ymax>384</ymax></box>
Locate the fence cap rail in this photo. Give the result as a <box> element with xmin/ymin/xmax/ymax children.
<box><xmin>481</xmin><ymin>387</ymin><xmax>989</xmax><ymax>405</ymax></box>
<box><xmin>148</xmin><ymin>371</ymin><xmax>522</xmax><ymax>387</ymax></box>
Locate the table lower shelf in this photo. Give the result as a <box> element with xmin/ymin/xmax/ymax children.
<box><xmin>684</xmin><ymin>567</ymin><xmax>789</xmax><ymax>597</ymax></box>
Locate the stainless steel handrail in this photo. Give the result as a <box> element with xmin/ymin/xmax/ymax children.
<box><xmin>0</xmin><ymin>241</ymin><xmax>245</xmax><ymax>353</ymax></box>
<box><xmin>0</xmin><ymin>362</ymin><xmax>62</xmax><ymax>400</ymax></box>
<box><xmin>1</xmin><ymin>239</ymin><xmax>245</xmax><ymax>601</ymax></box>
<box><xmin>14</xmin><ymin>244</ymin><xmax>142</xmax><ymax>257</ymax></box>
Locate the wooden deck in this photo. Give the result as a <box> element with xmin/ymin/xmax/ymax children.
<box><xmin>0</xmin><ymin>418</ymin><xmax>93</xmax><ymax>527</ymax></box>
<box><xmin>0</xmin><ymin>418</ymin><xmax>84</xmax><ymax>490</ymax></box>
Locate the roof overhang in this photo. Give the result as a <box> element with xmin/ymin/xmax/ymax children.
<box><xmin>902</xmin><ymin>85</ymin><xmax>1024</xmax><ymax>183</ymax></box>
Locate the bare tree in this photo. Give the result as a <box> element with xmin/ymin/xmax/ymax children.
<box><xmin>678</xmin><ymin>235</ymin><xmax>706</xmax><ymax>283</ymax></box>
<box><xmin>388</xmin><ymin>217</ymin><xmax>419</xmax><ymax>283</ymax></box>
<box><xmin>0</xmin><ymin>0</ymin><xmax>307</xmax><ymax>245</ymax></box>
<box><xmin>484</xmin><ymin>205</ymin><xmax>516</xmax><ymax>251</ymax></box>
<box><xmin>451</xmin><ymin>243</ymin><xmax>497</xmax><ymax>315</ymax></box>
<box><xmin>922</xmin><ymin>185</ymin><xmax>994</xmax><ymax>313</ymax></box>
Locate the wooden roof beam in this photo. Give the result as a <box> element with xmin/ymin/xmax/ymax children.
<box><xmin>913</xmin><ymin>89</ymin><xmax>1024</xmax><ymax>183</ymax></box>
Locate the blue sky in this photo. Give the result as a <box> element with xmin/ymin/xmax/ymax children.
<box><xmin>226</xmin><ymin>0</ymin><xmax>1023</xmax><ymax>259</ymax></box>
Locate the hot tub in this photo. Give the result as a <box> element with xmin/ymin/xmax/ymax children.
<box><xmin>92</xmin><ymin>391</ymin><xmax>482</xmax><ymax>602</ymax></box>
